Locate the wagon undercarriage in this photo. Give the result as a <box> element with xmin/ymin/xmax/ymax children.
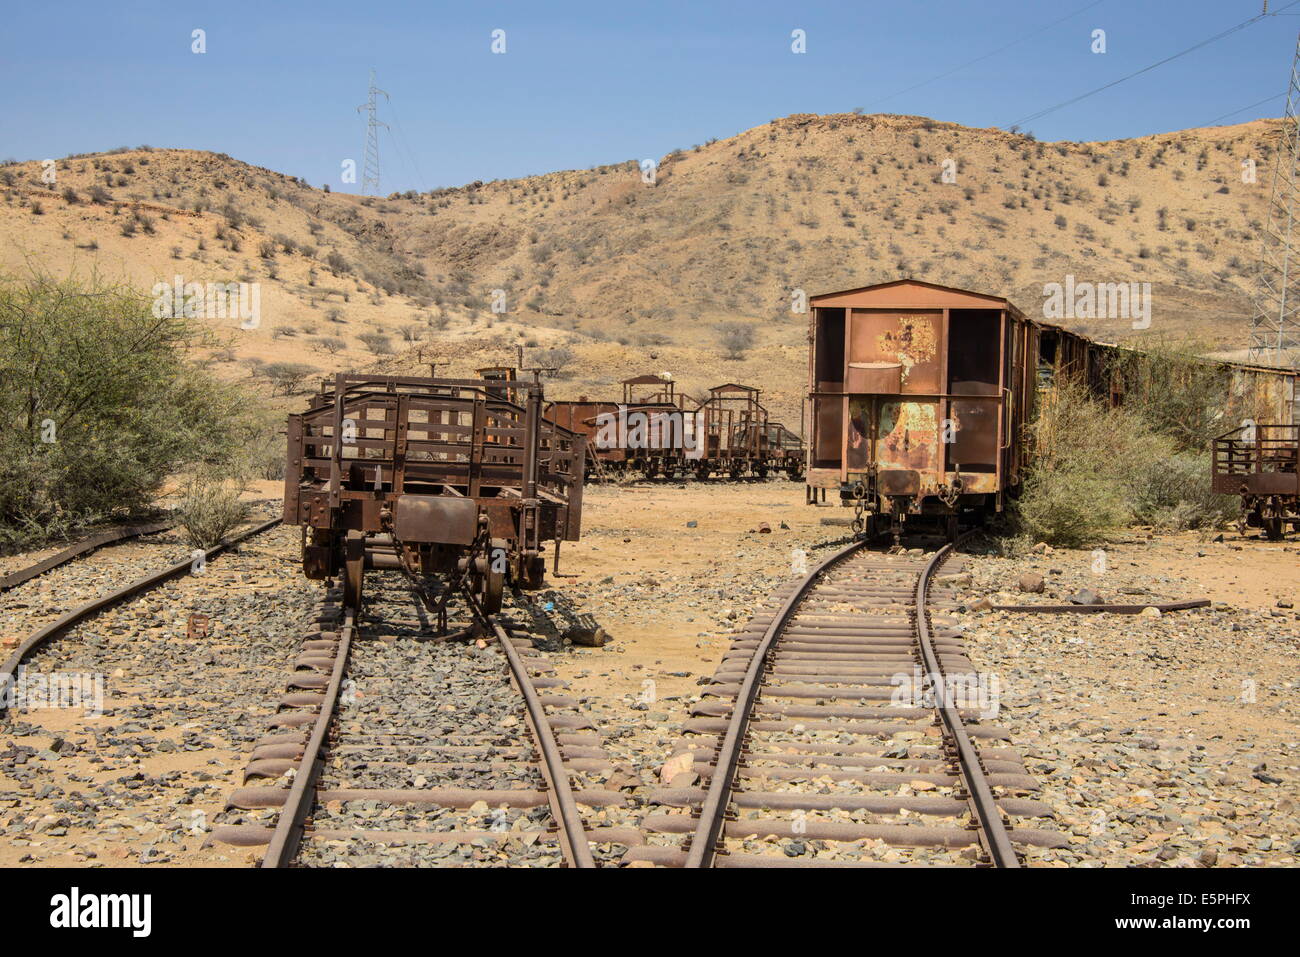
<box><xmin>285</xmin><ymin>373</ymin><xmax>585</xmax><ymax>615</ymax></box>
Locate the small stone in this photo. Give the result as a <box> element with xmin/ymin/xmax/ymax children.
<box><xmin>1138</xmin><ymin>606</ymin><xmax>1161</xmax><ymax>619</ymax></box>
<box><xmin>1017</xmin><ymin>572</ymin><xmax>1044</xmax><ymax>594</ymax></box>
<box><xmin>1068</xmin><ymin>588</ymin><xmax>1103</xmax><ymax>606</ymax></box>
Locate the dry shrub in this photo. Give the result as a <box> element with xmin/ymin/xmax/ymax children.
<box><xmin>178</xmin><ymin>471</ymin><xmax>250</xmax><ymax>548</ymax></box>
<box><xmin>1016</xmin><ymin>382</ymin><xmax>1235</xmax><ymax>545</ymax></box>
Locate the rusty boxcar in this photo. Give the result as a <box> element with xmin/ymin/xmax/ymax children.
<box><xmin>806</xmin><ymin>279</ymin><xmax>1036</xmax><ymax>540</ymax></box>
<box><xmin>807</xmin><ymin>278</ymin><xmax>1300</xmax><ymax>541</ymax></box>
<box><xmin>284</xmin><ymin>373</ymin><xmax>585</xmax><ymax>612</ymax></box>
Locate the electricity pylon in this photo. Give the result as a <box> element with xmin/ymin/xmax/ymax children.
<box><xmin>356</xmin><ymin>70</ymin><xmax>389</xmax><ymax>196</ymax></box>
<box><xmin>1249</xmin><ymin>32</ymin><xmax>1300</xmax><ymax>368</ymax></box>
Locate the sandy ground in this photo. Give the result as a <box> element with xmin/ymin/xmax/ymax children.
<box><xmin>538</xmin><ymin>483</ymin><xmax>1299</xmax><ymax>866</ymax></box>
<box><xmin>543</xmin><ymin>479</ymin><xmax>822</xmax><ymax>702</ymax></box>
<box><xmin>1</xmin><ymin>481</ymin><xmax>1296</xmax><ymax>866</ymax></box>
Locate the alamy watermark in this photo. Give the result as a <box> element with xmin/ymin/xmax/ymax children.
<box><xmin>50</xmin><ymin>887</ymin><xmax>150</xmax><ymax>937</ymax></box>
<box><xmin>890</xmin><ymin>667</ymin><xmax>1000</xmax><ymax>720</ymax></box>
<box><xmin>151</xmin><ymin>275</ymin><xmax>261</xmax><ymax>329</ymax></box>
<box><xmin>1043</xmin><ymin>274</ymin><xmax>1151</xmax><ymax>330</ymax></box>
<box><xmin>1</xmin><ymin>668</ymin><xmax>104</xmax><ymax>716</ymax></box>
<box><xmin>594</xmin><ymin>406</ymin><xmax>705</xmax><ymax>460</ymax></box>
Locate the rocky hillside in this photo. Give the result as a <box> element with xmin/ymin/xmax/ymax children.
<box><xmin>0</xmin><ymin>112</ymin><xmax>1279</xmax><ymax>423</ymax></box>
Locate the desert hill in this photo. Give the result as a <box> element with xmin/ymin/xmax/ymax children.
<box><xmin>0</xmin><ymin>111</ymin><xmax>1280</xmax><ymax>425</ymax></box>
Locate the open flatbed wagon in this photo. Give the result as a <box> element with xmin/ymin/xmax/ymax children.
<box><xmin>1213</xmin><ymin>423</ymin><xmax>1299</xmax><ymax>540</ymax></box>
<box><xmin>284</xmin><ymin>373</ymin><xmax>585</xmax><ymax>612</ymax></box>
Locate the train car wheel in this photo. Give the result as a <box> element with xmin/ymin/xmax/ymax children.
<box><xmin>481</xmin><ymin>566</ymin><xmax>504</xmax><ymax>613</ymax></box>
<box><xmin>343</xmin><ymin>529</ymin><xmax>365</xmax><ymax>611</ymax></box>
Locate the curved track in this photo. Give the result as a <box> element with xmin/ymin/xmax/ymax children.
<box><xmin>0</xmin><ymin>518</ymin><xmax>281</xmax><ymax>704</ymax></box>
<box><xmin>630</xmin><ymin>535</ymin><xmax>1067</xmax><ymax>867</ymax></box>
<box><xmin>0</xmin><ymin>520</ymin><xmax>175</xmax><ymax>593</ymax></box>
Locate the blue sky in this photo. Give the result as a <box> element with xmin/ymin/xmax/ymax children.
<box><xmin>1</xmin><ymin>0</ymin><xmax>1296</xmax><ymax>192</ymax></box>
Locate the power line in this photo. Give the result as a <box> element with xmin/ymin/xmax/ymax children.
<box><xmin>1203</xmin><ymin>90</ymin><xmax>1286</xmax><ymax>127</ymax></box>
<box><xmin>863</xmin><ymin>0</ymin><xmax>1107</xmax><ymax>111</ymax></box>
<box><xmin>1005</xmin><ymin>1</ymin><xmax>1300</xmax><ymax>130</ymax></box>
<box><xmin>386</xmin><ymin>96</ymin><xmax>429</xmax><ymax>195</ymax></box>
<box><xmin>1249</xmin><ymin>31</ymin><xmax>1300</xmax><ymax>368</ymax></box>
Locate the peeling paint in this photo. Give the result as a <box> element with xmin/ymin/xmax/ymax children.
<box><xmin>875</xmin><ymin>317</ymin><xmax>937</xmax><ymax>385</ymax></box>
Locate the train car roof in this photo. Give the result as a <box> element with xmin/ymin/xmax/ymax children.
<box><xmin>1037</xmin><ymin>321</ymin><xmax>1297</xmax><ymax>379</ymax></box>
<box><xmin>622</xmin><ymin>373</ymin><xmax>672</xmax><ymax>385</ymax></box>
<box><xmin>808</xmin><ymin>278</ymin><xmax>1026</xmax><ymax>319</ymax></box>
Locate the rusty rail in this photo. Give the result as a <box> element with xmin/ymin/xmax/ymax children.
<box><xmin>992</xmin><ymin>599</ymin><xmax>1210</xmax><ymax>614</ymax></box>
<box><xmin>0</xmin><ymin>520</ymin><xmax>174</xmax><ymax>593</ymax></box>
<box><xmin>253</xmin><ymin>578</ymin><xmax>597</xmax><ymax>868</ymax></box>
<box><xmin>0</xmin><ymin>518</ymin><xmax>281</xmax><ymax>703</ymax></box>
<box><xmin>473</xmin><ymin>593</ymin><xmax>597</xmax><ymax>869</ymax></box>
<box><xmin>681</xmin><ymin>534</ymin><xmax>1026</xmax><ymax>868</ymax></box>
<box><xmin>260</xmin><ymin>608</ymin><xmax>356</xmax><ymax>868</ymax></box>
<box><xmin>917</xmin><ymin>539</ymin><xmax>1019</xmax><ymax>867</ymax></box>
<box><xmin>682</xmin><ymin>536</ymin><xmax>868</xmax><ymax>868</ymax></box>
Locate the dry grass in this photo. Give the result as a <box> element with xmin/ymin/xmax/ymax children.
<box><xmin>0</xmin><ymin>113</ymin><xmax>1276</xmax><ymax>430</ymax></box>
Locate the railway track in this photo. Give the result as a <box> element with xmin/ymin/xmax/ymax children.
<box><xmin>213</xmin><ymin>569</ymin><xmax>632</xmax><ymax>867</ymax></box>
<box><xmin>0</xmin><ymin>518</ymin><xmax>281</xmax><ymax>700</ymax></box>
<box><xmin>628</xmin><ymin>534</ymin><xmax>1068</xmax><ymax>867</ymax></box>
<box><xmin>0</xmin><ymin>520</ymin><xmax>175</xmax><ymax>593</ymax></box>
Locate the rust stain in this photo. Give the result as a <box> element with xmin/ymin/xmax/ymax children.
<box><xmin>878</xmin><ymin>401</ymin><xmax>938</xmax><ymax>472</ymax></box>
<box><xmin>875</xmin><ymin>317</ymin><xmax>937</xmax><ymax>384</ymax></box>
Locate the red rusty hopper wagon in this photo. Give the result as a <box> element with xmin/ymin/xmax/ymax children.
<box><xmin>284</xmin><ymin>373</ymin><xmax>585</xmax><ymax>612</ymax></box>
<box><xmin>806</xmin><ymin>279</ymin><xmax>1036</xmax><ymax>539</ymax></box>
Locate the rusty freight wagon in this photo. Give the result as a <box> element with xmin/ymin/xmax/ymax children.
<box><xmin>806</xmin><ymin>279</ymin><xmax>1036</xmax><ymax>540</ymax></box>
<box><xmin>545</xmin><ymin>374</ymin><xmax>689</xmax><ymax>479</ymax></box>
<box><xmin>284</xmin><ymin>373</ymin><xmax>585</xmax><ymax>613</ymax></box>
<box><xmin>1212</xmin><ymin>423</ymin><xmax>1299</xmax><ymax>539</ymax></box>
<box><xmin>694</xmin><ymin>384</ymin><xmax>805</xmax><ymax>479</ymax></box>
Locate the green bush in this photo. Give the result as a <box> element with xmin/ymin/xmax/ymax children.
<box><xmin>1015</xmin><ymin>384</ymin><xmax>1160</xmax><ymax>546</ymax></box>
<box><xmin>1015</xmin><ymin>381</ymin><xmax>1237</xmax><ymax>545</ymax></box>
<box><xmin>0</xmin><ymin>268</ymin><xmax>253</xmax><ymax>548</ymax></box>
<box><xmin>1110</xmin><ymin>339</ymin><xmax>1233</xmax><ymax>452</ymax></box>
<box><xmin>177</xmin><ymin>470</ymin><xmax>251</xmax><ymax>548</ymax></box>
<box><xmin>1017</xmin><ymin>462</ymin><xmax>1131</xmax><ymax>548</ymax></box>
<box><xmin>1125</xmin><ymin>451</ymin><xmax>1237</xmax><ymax>531</ymax></box>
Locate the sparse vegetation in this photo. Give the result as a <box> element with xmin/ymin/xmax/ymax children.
<box><xmin>177</xmin><ymin>469</ymin><xmax>251</xmax><ymax>548</ymax></box>
<box><xmin>0</xmin><ymin>268</ymin><xmax>253</xmax><ymax>547</ymax></box>
<box><xmin>312</xmin><ymin>336</ymin><xmax>347</xmax><ymax>355</ymax></box>
<box><xmin>261</xmin><ymin>361</ymin><xmax>318</xmax><ymax>395</ymax></box>
<box><xmin>357</xmin><ymin>331</ymin><xmax>394</xmax><ymax>355</ymax></box>
<box><xmin>718</xmin><ymin>321</ymin><xmax>756</xmax><ymax>359</ymax></box>
<box><xmin>1016</xmin><ymin>380</ymin><xmax>1236</xmax><ymax>546</ymax></box>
